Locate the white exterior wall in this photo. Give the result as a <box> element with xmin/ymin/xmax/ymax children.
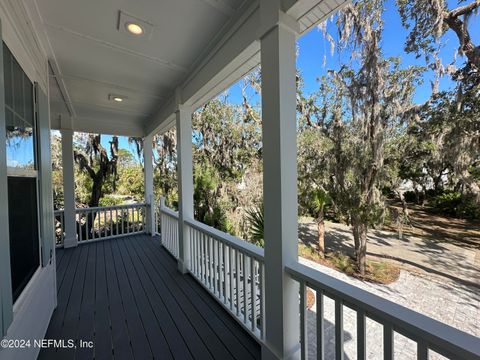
<box><xmin>0</xmin><ymin>2</ymin><xmax>56</xmax><ymax>360</ymax></box>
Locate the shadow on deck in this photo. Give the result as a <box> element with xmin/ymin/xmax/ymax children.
<box><xmin>40</xmin><ymin>234</ymin><xmax>261</xmax><ymax>360</ymax></box>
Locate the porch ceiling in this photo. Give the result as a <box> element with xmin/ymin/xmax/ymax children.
<box><xmin>32</xmin><ymin>0</ymin><xmax>250</xmax><ymax>136</ymax></box>
<box><xmin>26</xmin><ymin>0</ymin><xmax>347</xmax><ymax>137</ymax></box>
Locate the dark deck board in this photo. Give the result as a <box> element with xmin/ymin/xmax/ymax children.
<box><xmin>136</xmin><ymin>236</ymin><xmax>258</xmax><ymax>360</ymax></box>
<box><xmin>93</xmin><ymin>241</ymin><xmax>113</xmax><ymax>360</ymax></box>
<box><xmin>75</xmin><ymin>242</ymin><xmax>96</xmax><ymax>360</ymax></box>
<box><xmin>118</xmin><ymin>238</ymin><xmax>194</xmax><ymax>360</ymax></box>
<box><xmin>41</xmin><ymin>234</ymin><xmax>261</xmax><ymax>360</ymax></box>
<box><xmin>131</xmin><ymin>237</ymin><xmax>235</xmax><ymax>360</ymax></box>
<box><xmin>103</xmin><ymin>240</ymin><xmax>134</xmax><ymax>360</ymax></box>
<box><xmin>113</xmin><ymin>239</ymin><xmax>173</xmax><ymax>359</ymax></box>
<box><xmin>109</xmin><ymin>239</ymin><xmax>153</xmax><ymax>359</ymax></box>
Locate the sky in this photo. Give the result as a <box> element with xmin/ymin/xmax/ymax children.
<box><xmin>9</xmin><ymin>0</ymin><xmax>480</xmax><ymax>167</ymax></box>
<box><xmin>227</xmin><ymin>0</ymin><xmax>480</xmax><ymax>105</ymax></box>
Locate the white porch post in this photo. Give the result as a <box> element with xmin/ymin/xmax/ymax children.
<box><xmin>61</xmin><ymin>128</ymin><xmax>77</xmax><ymax>248</ymax></box>
<box><xmin>143</xmin><ymin>133</ymin><xmax>156</xmax><ymax>236</ymax></box>
<box><xmin>176</xmin><ymin>103</ymin><xmax>194</xmax><ymax>274</ymax></box>
<box><xmin>260</xmin><ymin>2</ymin><xmax>300</xmax><ymax>359</ymax></box>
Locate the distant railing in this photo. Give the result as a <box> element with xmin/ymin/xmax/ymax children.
<box><xmin>76</xmin><ymin>204</ymin><xmax>146</xmax><ymax>243</ymax></box>
<box><xmin>54</xmin><ymin>209</ymin><xmax>65</xmax><ymax>247</ymax></box>
<box><xmin>286</xmin><ymin>261</ymin><xmax>480</xmax><ymax>360</ymax></box>
<box><xmin>54</xmin><ymin>203</ymin><xmax>147</xmax><ymax>247</ymax></box>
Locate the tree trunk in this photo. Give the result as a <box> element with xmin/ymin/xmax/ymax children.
<box><xmin>397</xmin><ymin>191</ymin><xmax>409</xmax><ymax>219</ymax></box>
<box><xmin>316</xmin><ymin>205</ymin><xmax>325</xmax><ymax>258</ymax></box>
<box><xmin>414</xmin><ymin>188</ymin><xmax>420</xmax><ymax>205</ymax></box>
<box><xmin>352</xmin><ymin>217</ymin><xmax>367</xmax><ymax>275</ymax></box>
<box><xmin>420</xmin><ymin>185</ymin><xmax>426</xmax><ymax>206</ymax></box>
<box><xmin>89</xmin><ymin>176</ymin><xmax>103</xmax><ymax>208</ymax></box>
<box><xmin>83</xmin><ymin>176</ymin><xmax>103</xmax><ymax>238</ymax></box>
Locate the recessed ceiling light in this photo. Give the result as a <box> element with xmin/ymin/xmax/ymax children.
<box><xmin>126</xmin><ymin>22</ymin><xmax>143</xmax><ymax>35</ymax></box>
<box><xmin>109</xmin><ymin>94</ymin><xmax>127</xmax><ymax>103</ymax></box>
<box><xmin>118</xmin><ymin>11</ymin><xmax>153</xmax><ymax>39</ymax></box>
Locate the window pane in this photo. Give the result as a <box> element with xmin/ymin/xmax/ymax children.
<box><xmin>4</xmin><ymin>43</ymin><xmax>35</xmax><ymax>170</ymax></box>
<box><xmin>8</xmin><ymin>177</ymin><xmax>40</xmax><ymax>302</ymax></box>
<box><xmin>6</xmin><ymin>119</ymin><xmax>35</xmax><ymax>169</ymax></box>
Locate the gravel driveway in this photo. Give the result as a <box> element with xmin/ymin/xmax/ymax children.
<box><xmin>300</xmin><ymin>257</ymin><xmax>480</xmax><ymax>359</ymax></box>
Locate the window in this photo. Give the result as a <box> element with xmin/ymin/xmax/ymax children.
<box><xmin>8</xmin><ymin>177</ymin><xmax>39</xmax><ymax>301</ymax></box>
<box><xmin>3</xmin><ymin>42</ymin><xmax>40</xmax><ymax>302</ymax></box>
<box><xmin>3</xmin><ymin>43</ymin><xmax>35</xmax><ymax>171</ymax></box>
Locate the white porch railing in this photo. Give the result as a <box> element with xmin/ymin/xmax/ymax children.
<box><xmin>54</xmin><ymin>203</ymin><xmax>147</xmax><ymax>247</ymax></box>
<box><xmin>158</xmin><ymin>199</ymin><xmax>266</xmax><ymax>341</ymax></box>
<box><xmin>158</xmin><ymin>199</ymin><xmax>480</xmax><ymax>359</ymax></box>
<box><xmin>287</xmin><ymin>261</ymin><xmax>480</xmax><ymax>360</ymax></box>
<box><xmin>158</xmin><ymin>204</ymin><xmax>180</xmax><ymax>258</ymax></box>
<box><xmin>185</xmin><ymin>219</ymin><xmax>265</xmax><ymax>340</ymax></box>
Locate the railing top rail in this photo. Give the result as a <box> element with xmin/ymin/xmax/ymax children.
<box><xmin>54</xmin><ymin>209</ymin><xmax>64</xmax><ymax>214</ymax></box>
<box><xmin>160</xmin><ymin>206</ymin><xmax>179</xmax><ymax>218</ymax></box>
<box><xmin>184</xmin><ymin>217</ymin><xmax>264</xmax><ymax>260</ymax></box>
<box><xmin>74</xmin><ymin>203</ymin><xmax>146</xmax><ymax>212</ymax></box>
<box><xmin>286</xmin><ymin>261</ymin><xmax>480</xmax><ymax>360</ymax></box>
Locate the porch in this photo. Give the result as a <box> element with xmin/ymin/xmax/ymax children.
<box><xmin>49</xmin><ymin>202</ymin><xmax>480</xmax><ymax>360</ymax></box>
<box><xmin>0</xmin><ymin>0</ymin><xmax>479</xmax><ymax>359</ymax></box>
<box><xmin>40</xmin><ymin>234</ymin><xmax>260</xmax><ymax>360</ymax></box>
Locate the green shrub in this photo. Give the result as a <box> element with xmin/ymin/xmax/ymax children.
<box><xmin>431</xmin><ymin>191</ymin><xmax>480</xmax><ymax>219</ymax></box>
<box><xmin>431</xmin><ymin>191</ymin><xmax>462</xmax><ymax>216</ymax></box>
<box><xmin>456</xmin><ymin>197</ymin><xmax>480</xmax><ymax>220</ymax></box>
<box><xmin>245</xmin><ymin>203</ymin><xmax>264</xmax><ymax>247</ymax></box>
<box><xmin>99</xmin><ymin>196</ymin><xmax>124</xmax><ymax>207</ymax></box>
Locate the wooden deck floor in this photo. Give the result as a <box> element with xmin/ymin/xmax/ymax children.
<box><xmin>40</xmin><ymin>234</ymin><xmax>261</xmax><ymax>360</ymax></box>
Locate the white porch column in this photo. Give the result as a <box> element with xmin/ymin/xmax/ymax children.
<box><xmin>143</xmin><ymin>134</ymin><xmax>156</xmax><ymax>236</ymax></box>
<box><xmin>260</xmin><ymin>3</ymin><xmax>300</xmax><ymax>359</ymax></box>
<box><xmin>61</xmin><ymin>128</ymin><xmax>77</xmax><ymax>248</ymax></box>
<box><xmin>176</xmin><ymin>104</ymin><xmax>194</xmax><ymax>274</ymax></box>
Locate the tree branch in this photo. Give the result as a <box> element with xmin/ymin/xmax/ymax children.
<box><xmin>443</xmin><ymin>1</ymin><xmax>480</xmax><ymax>69</ymax></box>
<box><xmin>448</xmin><ymin>0</ymin><xmax>480</xmax><ymax>18</ymax></box>
<box><xmin>74</xmin><ymin>151</ymin><xmax>96</xmax><ymax>179</ymax></box>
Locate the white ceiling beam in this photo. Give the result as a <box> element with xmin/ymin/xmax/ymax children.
<box><xmin>50</xmin><ymin>73</ymin><xmax>167</xmax><ymax>100</ymax></box>
<box><xmin>22</xmin><ymin>0</ymin><xmax>76</xmax><ymax>117</ymax></box>
<box><xmin>48</xmin><ymin>60</ymin><xmax>76</xmax><ymax>117</ymax></box>
<box><xmin>51</xmin><ymin>114</ymin><xmax>145</xmax><ymax>137</ymax></box>
<box><xmin>202</xmin><ymin>0</ymin><xmax>237</xmax><ymax>16</ymax></box>
<box><xmin>67</xmin><ymin>100</ymin><xmax>151</xmax><ymax>117</ymax></box>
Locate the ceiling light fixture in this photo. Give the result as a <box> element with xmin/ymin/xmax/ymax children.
<box><xmin>109</xmin><ymin>94</ymin><xmax>127</xmax><ymax>103</ymax></box>
<box><xmin>118</xmin><ymin>11</ymin><xmax>153</xmax><ymax>39</ymax></box>
<box><xmin>126</xmin><ymin>22</ymin><xmax>144</xmax><ymax>35</ymax></box>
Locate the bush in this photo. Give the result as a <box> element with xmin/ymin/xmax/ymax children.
<box><xmin>244</xmin><ymin>204</ymin><xmax>264</xmax><ymax>247</ymax></box>
<box><xmin>431</xmin><ymin>191</ymin><xmax>462</xmax><ymax>216</ymax></box>
<box><xmin>456</xmin><ymin>197</ymin><xmax>480</xmax><ymax>220</ymax></box>
<box><xmin>431</xmin><ymin>191</ymin><xmax>480</xmax><ymax>219</ymax></box>
<box><xmin>99</xmin><ymin>196</ymin><xmax>124</xmax><ymax>207</ymax></box>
